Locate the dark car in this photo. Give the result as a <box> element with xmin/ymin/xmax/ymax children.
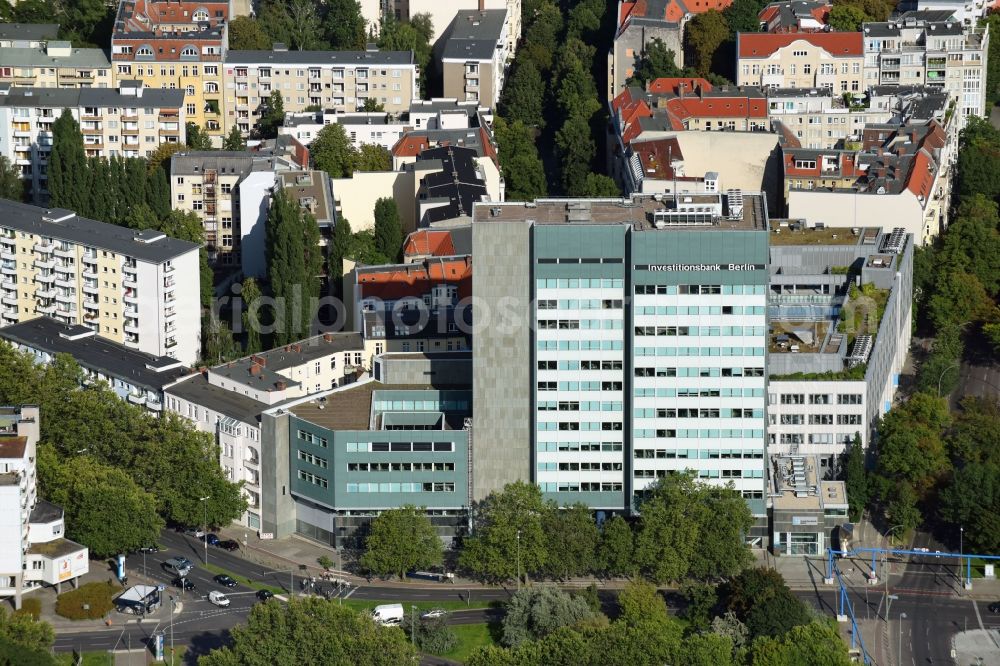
<box><xmin>256</xmin><ymin>589</ymin><xmax>274</xmax><ymax>602</ymax></box>
<box><xmin>989</xmin><ymin>602</ymin><xmax>1000</xmax><ymax>614</ymax></box>
<box><xmin>217</xmin><ymin>539</ymin><xmax>240</xmax><ymax>551</ymax></box>
<box><xmin>172</xmin><ymin>577</ymin><xmax>196</xmax><ymax>591</ymax></box>
<box><xmin>214</xmin><ymin>574</ymin><xmax>238</xmax><ymax>588</ymax></box>
<box><xmin>203</xmin><ymin>533</ymin><xmax>220</xmax><ymax>546</ymax></box>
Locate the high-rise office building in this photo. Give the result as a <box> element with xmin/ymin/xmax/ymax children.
<box><xmin>472</xmin><ymin>194</ymin><xmax>770</xmax><ymax>539</ymax></box>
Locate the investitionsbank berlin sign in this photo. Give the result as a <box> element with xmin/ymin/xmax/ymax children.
<box><xmin>640</xmin><ymin>263</ymin><xmax>765</xmax><ymax>271</ymax></box>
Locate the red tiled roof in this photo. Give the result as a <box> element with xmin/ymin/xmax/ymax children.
<box><xmin>392</xmin><ymin>134</ymin><xmax>430</xmax><ymax>158</ymax></box>
<box><xmin>357</xmin><ymin>257</ymin><xmax>473</xmax><ymax>301</ymax></box>
<box><xmin>478</xmin><ymin>126</ymin><xmax>498</xmax><ymax>168</ymax></box>
<box><xmin>632</xmin><ymin>137</ymin><xmax>684</xmax><ymax>180</ymax></box>
<box><xmin>906</xmin><ymin>149</ymin><xmax>935</xmax><ymax>199</ymax></box>
<box><xmin>738</xmin><ymin>32</ymin><xmax>862</xmax><ymax>58</ymax></box>
<box><xmin>666</xmin><ymin>95</ymin><xmax>768</xmax><ymax>120</ymax></box>
<box><xmin>647</xmin><ymin>77</ymin><xmax>713</xmax><ymax>95</ymax></box>
<box><xmin>403</xmin><ymin>230</ymin><xmax>456</xmax><ymax>258</ymax></box>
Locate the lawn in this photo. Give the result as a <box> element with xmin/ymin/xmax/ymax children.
<box><xmin>435</xmin><ymin>623</ymin><xmax>497</xmax><ymax>663</ymax></box>
<box><xmin>201</xmin><ymin>562</ymin><xmax>286</xmax><ymax>595</ymax></box>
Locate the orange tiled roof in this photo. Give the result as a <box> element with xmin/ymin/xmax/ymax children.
<box><xmin>738</xmin><ymin>32</ymin><xmax>862</xmax><ymax>58</ymax></box>
<box><xmin>392</xmin><ymin>134</ymin><xmax>430</xmax><ymax>158</ymax></box>
<box><xmin>648</xmin><ymin>77</ymin><xmax>713</xmax><ymax>95</ymax></box>
<box><xmin>357</xmin><ymin>257</ymin><xmax>473</xmax><ymax>301</ymax></box>
<box><xmin>403</xmin><ymin>230</ymin><xmax>456</xmax><ymax>258</ymax></box>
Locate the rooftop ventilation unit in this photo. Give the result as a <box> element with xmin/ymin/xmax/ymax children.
<box><xmin>881</xmin><ymin>227</ymin><xmax>906</xmax><ymax>254</ymax></box>
<box><xmin>847</xmin><ymin>334</ymin><xmax>873</xmax><ymax>368</ymax></box>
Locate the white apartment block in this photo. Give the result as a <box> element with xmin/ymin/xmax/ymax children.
<box><xmin>164</xmin><ymin>332</ymin><xmax>368</xmax><ymax>529</ymax></box>
<box><xmin>439</xmin><ymin>9</ymin><xmax>510</xmax><ymax>109</ymax></box>
<box><xmin>0</xmin><ymin>42</ymin><xmax>113</xmax><ymax>89</ymax></box>
<box><xmin>863</xmin><ymin>13</ymin><xmax>989</xmax><ymax>124</ymax></box>
<box><xmin>0</xmin><ymin>83</ymin><xmax>186</xmax><ymax>202</ymax></box>
<box><xmin>361</xmin><ymin>0</ymin><xmax>521</xmax><ymax>54</ymax></box>
<box><xmin>0</xmin><ymin>406</ymin><xmax>88</xmax><ymax>609</ymax></box>
<box><xmin>0</xmin><ymin>200</ymin><xmax>202</xmax><ymax>365</ymax></box>
<box><xmin>224</xmin><ymin>48</ymin><xmax>418</xmax><ymax>136</ymax></box>
<box><xmin>766</xmin><ymin>381</ymin><xmax>867</xmax><ymax>470</ymax></box>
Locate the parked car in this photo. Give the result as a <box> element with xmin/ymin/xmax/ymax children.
<box><xmin>172</xmin><ymin>577</ymin><xmax>196</xmax><ymax>591</ymax></box>
<box><xmin>184</xmin><ymin>527</ymin><xmax>206</xmax><ymax>539</ymax></box>
<box><xmin>256</xmin><ymin>589</ymin><xmax>274</xmax><ymax>602</ymax></box>
<box><xmin>203</xmin><ymin>533</ymin><xmax>220</xmax><ymax>546</ymax></box>
<box><xmin>163</xmin><ymin>557</ymin><xmax>193</xmax><ymax>577</ymax></box>
<box><xmin>214</xmin><ymin>574</ymin><xmax>238</xmax><ymax>588</ymax></box>
<box><xmin>208</xmin><ymin>591</ymin><xmax>231</xmax><ymax>607</ymax></box>
<box><xmin>421</xmin><ymin>608</ymin><xmax>447</xmax><ymax>620</ymax></box>
<box><xmin>988</xmin><ymin>602</ymin><xmax>1000</xmax><ymax>614</ymax></box>
<box><xmin>217</xmin><ymin>540</ymin><xmax>240</xmax><ymax>551</ymax></box>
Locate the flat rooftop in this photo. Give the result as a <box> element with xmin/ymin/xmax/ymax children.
<box><xmin>770</xmin><ymin>454</ymin><xmax>848</xmax><ymax>511</ymax></box>
<box><xmin>28</xmin><ymin>537</ymin><xmax>87</xmax><ymax>558</ymax></box>
<box><xmin>165</xmin><ymin>373</ymin><xmax>268</xmax><ymax>425</ymax></box>
<box><xmin>0</xmin><ymin>437</ymin><xmax>27</xmax><ymax>460</ymax></box>
<box><xmin>473</xmin><ymin>194</ymin><xmax>767</xmax><ymax>231</ymax></box>
<box><xmin>289</xmin><ymin>381</ymin><xmax>461</xmax><ymax>432</ymax></box>
<box><xmin>210</xmin><ymin>332</ymin><xmax>363</xmax><ymax>391</ymax></box>
<box><xmin>769</xmin><ymin>222</ymin><xmax>870</xmax><ymax>245</ymax></box>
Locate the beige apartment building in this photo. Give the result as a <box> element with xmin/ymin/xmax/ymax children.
<box><xmin>0</xmin><ymin>42</ymin><xmax>113</xmax><ymax>89</ymax></box>
<box><xmin>224</xmin><ymin>48</ymin><xmax>418</xmax><ymax>137</ymax></box>
<box><xmin>737</xmin><ymin>32</ymin><xmax>865</xmax><ymax>94</ymax></box>
<box><xmin>439</xmin><ymin>9</ymin><xmax>509</xmax><ymax>109</ymax></box>
<box><xmin>0</xmin><ymin>200</ymin><xmax>202</xmax><ymax>365</ymax></box>
<box><xmin>0</xmin><ymin>83</ymin><xmax>186</xmax><ymax>202</ymax></box>
<box><xmin>361</xmin><ymin>0</ymin><xmax>521</xmax><ymax>54</ymax></box>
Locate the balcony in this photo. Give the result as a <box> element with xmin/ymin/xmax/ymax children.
<box><xmin>0</xmin><ymin>263</ymin><xmax>16</xmax><ymax>275</ymax></box>
<box><xmin>124</xmin><ymin>321</ymin><xmax>139</xmax><ymax>334</ymax></box>
<box><xmin>123</xmin><ymin>262</ymin><xmax>137</xmax><ymax>275</ymax></box>
<box><xmin>163</xmin><ymin>278</ymin><xmax>175</xmax><ymax>290</ymax></box>
<box><xmin>35</xmin><ymin>303</ymin><xmax>56</xmax><ymax>315</ymax></box>
<box><xmin>123</xmin><ymin>277</ymin><xmax>138</xmax><ymax>289</ymax></box>
<box><xmin>164</xmin><ymin>338</ymin><xmax>177</xmax><ymax>349</ymax></box>
<box><xmin>35</xmin><ymin>272</ymin><xmax>55</xmax><ymax>284</ymax></box>
<box><xmin>33</xmin><ymin>241</ymin><xmax>54</xmax><ymax>254</ymax></box>
<box><xmin>82</xmin><ymin>282</ymin><xmax>98</xmax><ymax>294</ymax></box>
<box><xmin>163</xmin><ymin>264</ymin><xmax>175</xmax><ymax>274</ymax></box>
<box><xmin>54</xmin><ymin>291</ymin><xmax>75</xmax><ymax>304</ymax></box>
<box><xmin>1</xmin><ymin>295</ymin><xmax>17</xmax><ymax>306</ymax></box>
<box><xmin>54</xmin><ymin>306</ymin><xmax>77</xmax><ymax>319</ymax></box>
<box><xmin>33</xmin><ymin>258</ymin><xmax>55</xmax><ymax>270</ymax></box>
<box><xmin>81</xmin><ymin>252</ymin><xmax>97</xmax><ymax>264</ymax></box>
<box><xmin>54</xmin><ymin>277</ymin><xmax>75</xmax><ymax>289</ymax></box>
<box><xmin>53</xmin><ymin>245</ymin><xmax>75</xmax><ymax>258</ymax></box>
<box><xmin>35</xmin><ymin>286</ymin><xmax>55</xmax><ymax>298</ymax></box>
<box><xmin>1</xmin><ymin>277</ymin><xmax>15</xmax><ymax>289</ymax></box>
<box><xmin>53</xmin><ymin>262</ymin><xmax>74</xmax><ymax>275</ymax></box>
<box><xmin>0</xmin><ymin>249</ymin><xmax>14</xmax><ymax>261</ymax></box>
<box><xmin>124</xmin><ymin>291</ymin><xmax>138</xmax><ymax>304</ymax></box>
<box><xmin>126</xmin><ymin>392</ymin><xmax>147</xmax><ymax>406</ymax></box>
<box><xmin>1</xmin><ymin>307</ymin><xmax>17</xmax><ymax>319</ymax></box>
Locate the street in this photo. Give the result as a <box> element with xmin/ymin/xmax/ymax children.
<box><xmin>52</xmin><ymin>529</ymin><xmax>1000</xmax><ymax>664</ymax></box>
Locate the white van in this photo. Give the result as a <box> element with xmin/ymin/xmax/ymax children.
<box><xmin>163</xmin><ymin>557</ymin><xmax>193</xmax><ymax>577</ymax></box>
<box><xmin>371</xmin><ymin>603</ymin><xmax>404</xmax><ymax>626</ymax></box>
<box><xmin>208</xmin><ymin>591</ymin><xmax>231</xmax><ymax>607</ymax></box>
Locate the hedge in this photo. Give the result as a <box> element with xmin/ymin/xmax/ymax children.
<box><xmin>55</xmin><ymin>582</ymin><xmax>115</xmax><ymax>620</ymax></box>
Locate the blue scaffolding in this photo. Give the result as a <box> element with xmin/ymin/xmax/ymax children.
<box><xmin>826</xmin><ymin>546</ymin><xmax>1000</xmax><ymax>589</ymax></box>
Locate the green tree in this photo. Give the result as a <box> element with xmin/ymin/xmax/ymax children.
<box><xmin>583</xmin><ymin>174</ymin><xmax>620</xmax><ymax>197</ymax></box>
<box><xmin>828</xmin><ymin>5</ymin><xmax>867</xmax><ymax>31</ymax></box>
<box><xmin>679</xmin><ymin>581</ymin><xmax>718</xmax><ymax>630</ymax></box>
<box><xmin>723</xmin><ymin>568</ymin><xmax>810</xmax><ymax>639</ymax></box>
<box><xmin>0</xmin><ymin>604</ymin><xmax>54</xmax><ymax>653</ymax></box>
<box><xmin>722</xmin><ymin>0</ymin><xmax>766</xmax><ymax>36</ymax></box>
<box><xmin>223</xmin><ymin>125</ymin><xmax>246</xmax><ymax>151</ymax></box>
<box><xmin>493</xmin><ymin>117</ymin><xmax>547</xmax><ymax>201</ymax></box>
<box><xmin>199</xmin><ymin>597</ymin><xmax>416</xmax><ymax>665</ymax></box>
<box><xmin>240</xmin><ymin>278</ymin><xmax>264</xmax><ymax>354</ymax></box>
<box><xmin>940</xmin><ymin>461</ymin><xmax>1000</xmax><ymax>553</ymax></box>
<box><xmin>356</xmin><ymin>143</ymin><xmax>391</xmax><ymax>171</ymax></box>
<box><xmin>596</xmin><ymin>514</ymin><xmax>634</xmax><ymax>577</ymax></box>
<box><xmin>459</xmin><ymin>481</ymin><xmax>551</xmax><ymax>583</ymax></box>
<box><xmin>59</xmin><ymin>0</ymin><xmax>112</xmax><ymax>47</ymax></box>
<box><xmin>39</xmin><ymin>451</ymin><xmax>164</xmax><ymax>559</ymax></box>
<box><xmin>874</xmin><ymin>392</ymin><xmax>951</xmax><ymax>498</ymax></box>
<box><xmin>48</xmin><ymin>109</ymin><xmax>87</xmax><ymax>211</ymax></box>
<box><xmin>186</xmin><ymin>123</ymin><xmax>214</xmax><ymax>150</ymax></box>
<box><xmin>202</xmin><ymin>312</ymin><xmax>241</xmax><ymax>364</ymax></box>
<box><xmin>542</xmin><ymin>504</ymin><xmax>598</xmax><ymax>579</ymax></box>
<box><xmin>556</xmin><ymin>113</ymin><xmax>597</xmax><ymax>196</ymax></box>
<box><xmin>329</xmin><ymin>216</ymin><xmax>352</xmax><ymax>299</ymax></box>
<box><xmin>628</xmin><ymin>38</ymin><xmax>682</xmax><ymax>88</ymax></box>
<box><xmin>373</xmin><ymin>198</ymin><xmax>403</xmax><ymax>262</ymax></box>
<box><xmin>359</xmin><ymin>505</ymin><xmax>442</xmax><ymax>579</ymax></box>
<box><xmin>312</xmin><ymin>123</ymin><xmax>358</xmax><ymax>178</ymax></box>
<box><xmin>500</xmin><ymin>59</ymin><xmax>546</xmax><ymax>128</ymax></box>
<box><xmin>501</xmin><ymin>586</ymin><xmax>600</xmax><ymax>648</ymax></box>
<box><xmin>228</xmin><ymin>16</ymin><xmax>272</xmax><ymax>50</ymax></box>
<box><xmin>266</xmin><ymin>188</ymin><xmax>321</xmax><ymax>344</ymax></box>
<box><xmin>0</xmin><ymin>155</ymin><xmax>24</xmax><ymax>202</ymax></box>
<box><xmin>147</xmin><ymin>142</ymin><xmax>185</xmax><ymax>175</ymax></box>
<box><xmin>0</xmin><ymin>635</ymin><xmax>54</xmax><ymax>666</ymax></box>
<box><xmin>749</xmin><ymin>621</ymin><xmax>852</xmax><ymax>666</ymax></box>
<box><xmin>841</xmin><ymin>433</ymin><xmax>868</xmax><ymax>521</ymax></box>
<box><xmin>685</xmin><ymin>10</ymin><xmax>730</xmax><ymax>77</ymax></box>
<box><xmin>257</xmin><ymin>91</ymin><xmax>286</xmax><ymax>139</ymax></box>
<box><xmin>361</xmin><ymin>98</ymin><xmax>385</xmax><ymax>112</ymax></box>
<box><xmin>378</xmin><ymin>15</ymin><xmax>433</xmax><ymax>93</ymax></box>
<box><xmin>988</xmin><ymin>14</ymin><xmax>1000</xmax><ymax>106</ymax></box>
<box><xmin>324</xmin><ymin>0</ymin><xmax>367</xmax><ymax>50</ymax></box>
<box><xmin>521</xmin><ymin>2</ymin><xmax>563</xmax><ymax>72</ymax></box>
<box><xmin>617</xmin><ymin>580</ymin><xmax>669</xmax><ymax>627</ymax></box>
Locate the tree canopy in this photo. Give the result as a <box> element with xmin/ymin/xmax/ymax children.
<box><xmin>359</xmin><ymin>506</ymin><xmax>442</xmax><ymax>579</ymax></box>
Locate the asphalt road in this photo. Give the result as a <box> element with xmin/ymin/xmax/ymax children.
<box><xmin>54</xmin><ymin>529</ymin><xmax>1000</xmax><ymax>663</ymax></box>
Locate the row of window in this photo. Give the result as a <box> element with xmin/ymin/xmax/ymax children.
<box><xmin>538</xmin><ymin>482</ymin><xmax>624</xmax><ymax>493</ymax></box>
<box><xmin>635</xmin><ymin>448</ymin><xmax>764</xmax><ymax>460</ymax></box>
<box><xmin>635</xmin><ymin>388</ymin><xmax>766</xmax><ymax>398</ymax></box>
<box><xmin>536</xmin><ymin>279</ymin><xmax>624</xmax><ymax>289</ymax></box>
<box><xmin>538</xmin><ymin>319</ymin><xmax>624</xmax><ymax>330</ymax></box>
<box><xmin>634</xmin><ymin>408</ymin><xmax>764</xmax><ymax>419</ymax></box>
<box><xmin>536</xmin><ymin>442</ymin><xmax>624</xmax><ymax>452</ymax></box>
<box><xmin>297</xmin><ymin>451</ymin><xmax>327</xmax><ymax>468</ymax></box>
<box><xmin>344</xmin><ymin>441</ymin><xmax>455</xmax><ymax>453</ymax></box>
<box><xmin>297</xmin><ymin>429</ymin><xmax>329</xmax><ymax>448</ymax></box>
<box><xmin>536</xmin><ymin>257</ymin><xmax>624</xmax><ymax>265</ymax></box>
<box><xmin>634</xmin><ymin>325</ymin><xmax>767</xmax><ymax>337</ymax></box>
<box><xmin>538</xmin><ymin>462</ymin><xmax>624</xmax><ymax>472</ymax></box>
<box><xmin>539</xmin><ymin>299</ymin><xmax>621</xmax><ymax>310</ymax></box>
<box><xmin>346</xmin><ymin>482</ymin><xmax>455</xmax><ymax>493</ymax></box>
<box><xmin>538</xmin><ymin>360</ymin><xmax>624</xmax><ymax>371</ymax></box>
<box><xmin>634</xmin><ymin>366</ymin><xmax>764</xmax><ymax>378</ymax></box>
<box><xmin>347</xmin><ymin>462</ymin><xmax>455</xmax><ymax>472</ymax></box>
<box><xmin>298</xmin><ymin>470</ymin><xmax>328</xmax><ymax>488</ymax></box>
<box><xmin>776</xmin><ymin>414</ymin><xmax>863</xmax><ymax>425</ymax></box>
<box><xmin>770</xmin><ymin>433</ymin><xmax>855</xmax><ymax>445</ymax></box>
<box><xmin>537</xmin><ymin>401</ymin><xmax>623</xmax><ymax>412</ymax></box>
<box><xmin>635</xmin><ymin>429</ymin><xmax>765</xmax><ymax>439</ymax></box>
<box><xmin>372</xmin><ymin>399</ymin><xmax>469</xmax><ymax>412</ymax></box>
<box><xmin>778</xmin><ymin>393</ymin><xmax>861</xmax><ymax>405</ymax></box>
<box><xmin>636</xmin><ymin>468</ymin><xmax>761</xmax><ymax>479</ymax></box>
<box><xmin>538</xmin><ymin>381</ymin><xmax>622</xmax><ymax>391</ymax></box>
<box><xmin>634</xmin><ymin>347</ymin><xmax>767</xmax><ymax>357</ymax></box>
<box><xmin>537</xmin><ymin>341</ymin><xmax>625</xmax><ymax>351</ymax></box>
<box><xmin>634</xmin><ymin>285</ymin><xmax>766</xmax><ymax>295</ymax></box>
<box><xmin>537</xmin><ymin>422</ymin><xmax>624</xmax><ymax>432</ymax></box>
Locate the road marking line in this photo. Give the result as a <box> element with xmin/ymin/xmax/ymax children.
<box><xmin>973</xmin><ymin>598</ymin><xmax>985</xmax><ymax>631</ymax></box>
<box><xmin>343</xmin><ymin>586</ymin><xmax>359</xmax><ymax>600</ymax></box>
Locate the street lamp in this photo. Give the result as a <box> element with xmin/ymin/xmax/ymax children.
<box><xmin>516</xmin><ymin>530</ymin><xmax>521</xmax><ymax>593</ymax></box>
<box><xmin>898</xmin><ymin>611</ymin><xmax>907</xmax><ymax>666</ymax></box>
<box><xmin>937</xmin><ymin>360</ymin><xmax>961</xmax><ymax>397</ymax></box>
<box><xmin>199</xmin><ymin>496</ymin><xmax>210</xmax><ymax>565</ymax></box>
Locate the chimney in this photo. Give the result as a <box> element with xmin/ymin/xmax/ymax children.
<box><xmin>251</xmin><ymin>354</ymin><xmax>266</xmax><ymax>366</ymax></box>
<box><xmin>275</xmin><ymin>380</ymin><xmax>287</xmax><ymax>390</ymax></box>
<box><xmin>294</xmin><ymin>344</ymin><xmax>302</xmax><ymax>353</ymax></box>
<box><xmin>250</xmin><ymin>365</ymin><xmax>260</xmax><ymax>376</ymax></box>
<box><xmin>478</xmin><ymin>0</ymin><xmax>485</xmax><ymax>8</ymax></box>
<box><xmin>323</xmin><ymin>333</ymin><xmax>333</xmax><ymax>342</ymax></box>
<box><xmin>678</xmin><ymin>83</ymin><xmax>685</xmax><ymax>98</ymax></box>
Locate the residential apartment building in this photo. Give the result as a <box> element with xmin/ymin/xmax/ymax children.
<box><xmin>782</xmin><ymin>119</ymin><xmax>952</xmax><ymax>243</ymax></box>
<box><xmin>170</xmin><ymin>151</ymin><xmax>281</xmax><ymax>268</ymax></box>
<box><xmin>110</xmin><ymin>0</ymin><xmax>229</xmax><ymax>144</ymax></box>
<box><xmin>224</xmin><ymin>48</ymin><xmax>418</xmax><ymax>136</ymax></box>
<box><xmin>0</xmin><ymin>406</ymin><xmax>88</xmax><ymax>609</ymax></box>
<box><xmin>438</xmin><ymin>9</ymin><xmax>510</xmax><ymax>109</ymax></box>
<box><xmin>164</xmin><ymin>332</ymin><xmax>368</xmax><ymax>528</ymax></box>
<box><xmin>757</xmin><ymin>1</ymin><xmax>830</xmax><ymax>33</ymax></box>
<box><xmin>0</xmin><ymin>83</ymin><xmax>186</xmax><ymax>202</ymax></box>
<box><xmin>609</xmin><ymin>0</ymin><xmax>733</xmax><ymax>99</ymax></box>
<box><xmin>862</xmin><ymin>12</ymin><xmax>989</xmax><ymax>124</ymax></box>
<box><xmin>472</xmin><ymin>195</ymin><xmax>770</xmax><ymax>543</ymax></box>
<box><xmin>0</xmin><ymin>42</ymin><xmax>112</xmax><ymax>89</ymax></box>
<box><xmin>765</xmin><ymin>225</ymin><xmax>913</xmax><ymax>470</ymax></box>
<box><xmin>0</xmin><ymin>317</ymin><xmax>190</xmax><ymax>413</ymax></box>
<box><xmin>360</xmin><ymin>0</ymin><xmax>521</xmax><ymax>54</ymax></box>
<box><xmin>736</xmin><ymin>32</ymin><xmax>865</xmax><ymax>93</ymax></box>
<box><xmin>0</xmin><ymin>24</ymin><xmax>58</xmax><ymax>49</ymax></box>
<box><xmin>0</xmin><ymin>200</ymin><xmax>201</xmax><ymax>364</ymax></box>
